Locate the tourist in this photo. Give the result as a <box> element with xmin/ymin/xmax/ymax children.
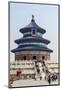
<box><xmin>48</xmin><ymin>75</ymin><xmax>51</xmax><ymax>85</ymax></box>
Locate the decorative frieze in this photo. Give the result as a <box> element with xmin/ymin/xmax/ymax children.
<box><xmin>15</xmin><ymin>51</ymin><xmax>50</xmax><ymax>55</ymax></box>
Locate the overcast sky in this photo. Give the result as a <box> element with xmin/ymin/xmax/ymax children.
<box><xmin>10</xmin><ymin>2</ymin><xmax>58</xmax><ymax>63</ymax></box>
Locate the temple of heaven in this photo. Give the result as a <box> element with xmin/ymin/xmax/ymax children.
<box><xmin>11</xmin><ymin>15</ymin><xmax>53</xmax><ymax>80</ymax></box>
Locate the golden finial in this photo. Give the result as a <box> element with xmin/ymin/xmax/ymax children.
<box><xmin>32</xmin><ymin>14</ymin><xmax>34</xmax><ymax>20</ymax></box>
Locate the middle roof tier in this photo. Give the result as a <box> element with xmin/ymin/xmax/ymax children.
<box><xmin>15</xmin><ymin>36</ymin><xmax>50</xmax><ymax>44</ymax></box>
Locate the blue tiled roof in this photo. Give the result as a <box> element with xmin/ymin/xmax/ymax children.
<box><xmin>11</xmin><ymin>16</ymin><xmax>53</xmax><ymax>54</ymax></box>
<box><xmin>11</xmin><ymin>44</ymin><xmax>53</xmax><ymax>53</ymax></box>
<box><xmin>19</xmin><ymin>19</ymin><xmax>46</xmax><ymax>34</ymax></box>
<box><xmin>15</xmin><ymin>37</ymin><xmax>50</xmax><ymax>44</ymax></box>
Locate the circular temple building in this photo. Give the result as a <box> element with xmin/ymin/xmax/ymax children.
<box><xmin>11</xmin><ymin>15</ymin><xmax>53</xmax><ymax>80</ymax></box>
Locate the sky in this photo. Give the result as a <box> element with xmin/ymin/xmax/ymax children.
<box><xmin>10</xmin><ymin>2</ymin><xmax>58</xmax><ymax>63</ymax></box>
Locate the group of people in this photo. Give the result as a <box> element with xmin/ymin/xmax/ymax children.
<box><xmin>46</xmin><ymin>73</ymin><xmax>58</xmax><ymax>84</ymax></box>
<box><xmin>34</xmin><ymin>57</ymin><xmax>58</xmax><ymax>85</ymax></box>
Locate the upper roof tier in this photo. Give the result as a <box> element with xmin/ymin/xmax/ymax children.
<box><xmin>19</xmin><ymin>15</ymin><xmax>46</xmax><ymax>34</ymax></box>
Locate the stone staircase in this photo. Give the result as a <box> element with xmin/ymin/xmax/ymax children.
<box><xmin>34</xmin><ymin>60</ymin><xmax>50</xmax><ymax>80</ymax></box>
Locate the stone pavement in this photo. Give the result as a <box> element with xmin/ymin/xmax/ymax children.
<box><xmin>11</xmin><ymin>79</ymin><xmax>58</xmax><ymax>87</ymax></box>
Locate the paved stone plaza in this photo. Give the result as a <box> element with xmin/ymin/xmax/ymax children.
<box><xmin>11</xmin><ymin>79</ymin><xmax>58</xmax><ymax>87</ymax></box>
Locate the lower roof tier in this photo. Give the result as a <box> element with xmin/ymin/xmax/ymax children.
<box><xmin>11</xmin><ymin>44</ymin><xmax>53</xmax><ymax>53</ymax></box>
<box><xmin>15</xmin><ymin>37</ymin><xmax>50</xmax><ymax>44</ymax></box>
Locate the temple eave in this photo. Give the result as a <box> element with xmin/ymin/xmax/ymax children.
<box><xmin>19</xmin><ymin>27</ymin><xmax>46</xmax><ymax>34</ymax></box>
<box><xmin>11</xmin><ymin>47</ymin><xmax>53</xmax><ymax>53</ymax></box>
<box><xmin>14</xmin><ymin>38</ymin><xmax>50</xmax><ymax>44</ymax></box>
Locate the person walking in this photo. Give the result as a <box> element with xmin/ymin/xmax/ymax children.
<box><xmin>48</xmin><ymin>75</ymin><xmax>51</xmax><ymax>85</ymax></box>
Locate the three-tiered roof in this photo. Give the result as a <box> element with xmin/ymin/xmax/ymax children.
<box><xmin>12</xmin><ymin>15</ymin><xmax>53</xmax><ymax>53</ymax></box>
